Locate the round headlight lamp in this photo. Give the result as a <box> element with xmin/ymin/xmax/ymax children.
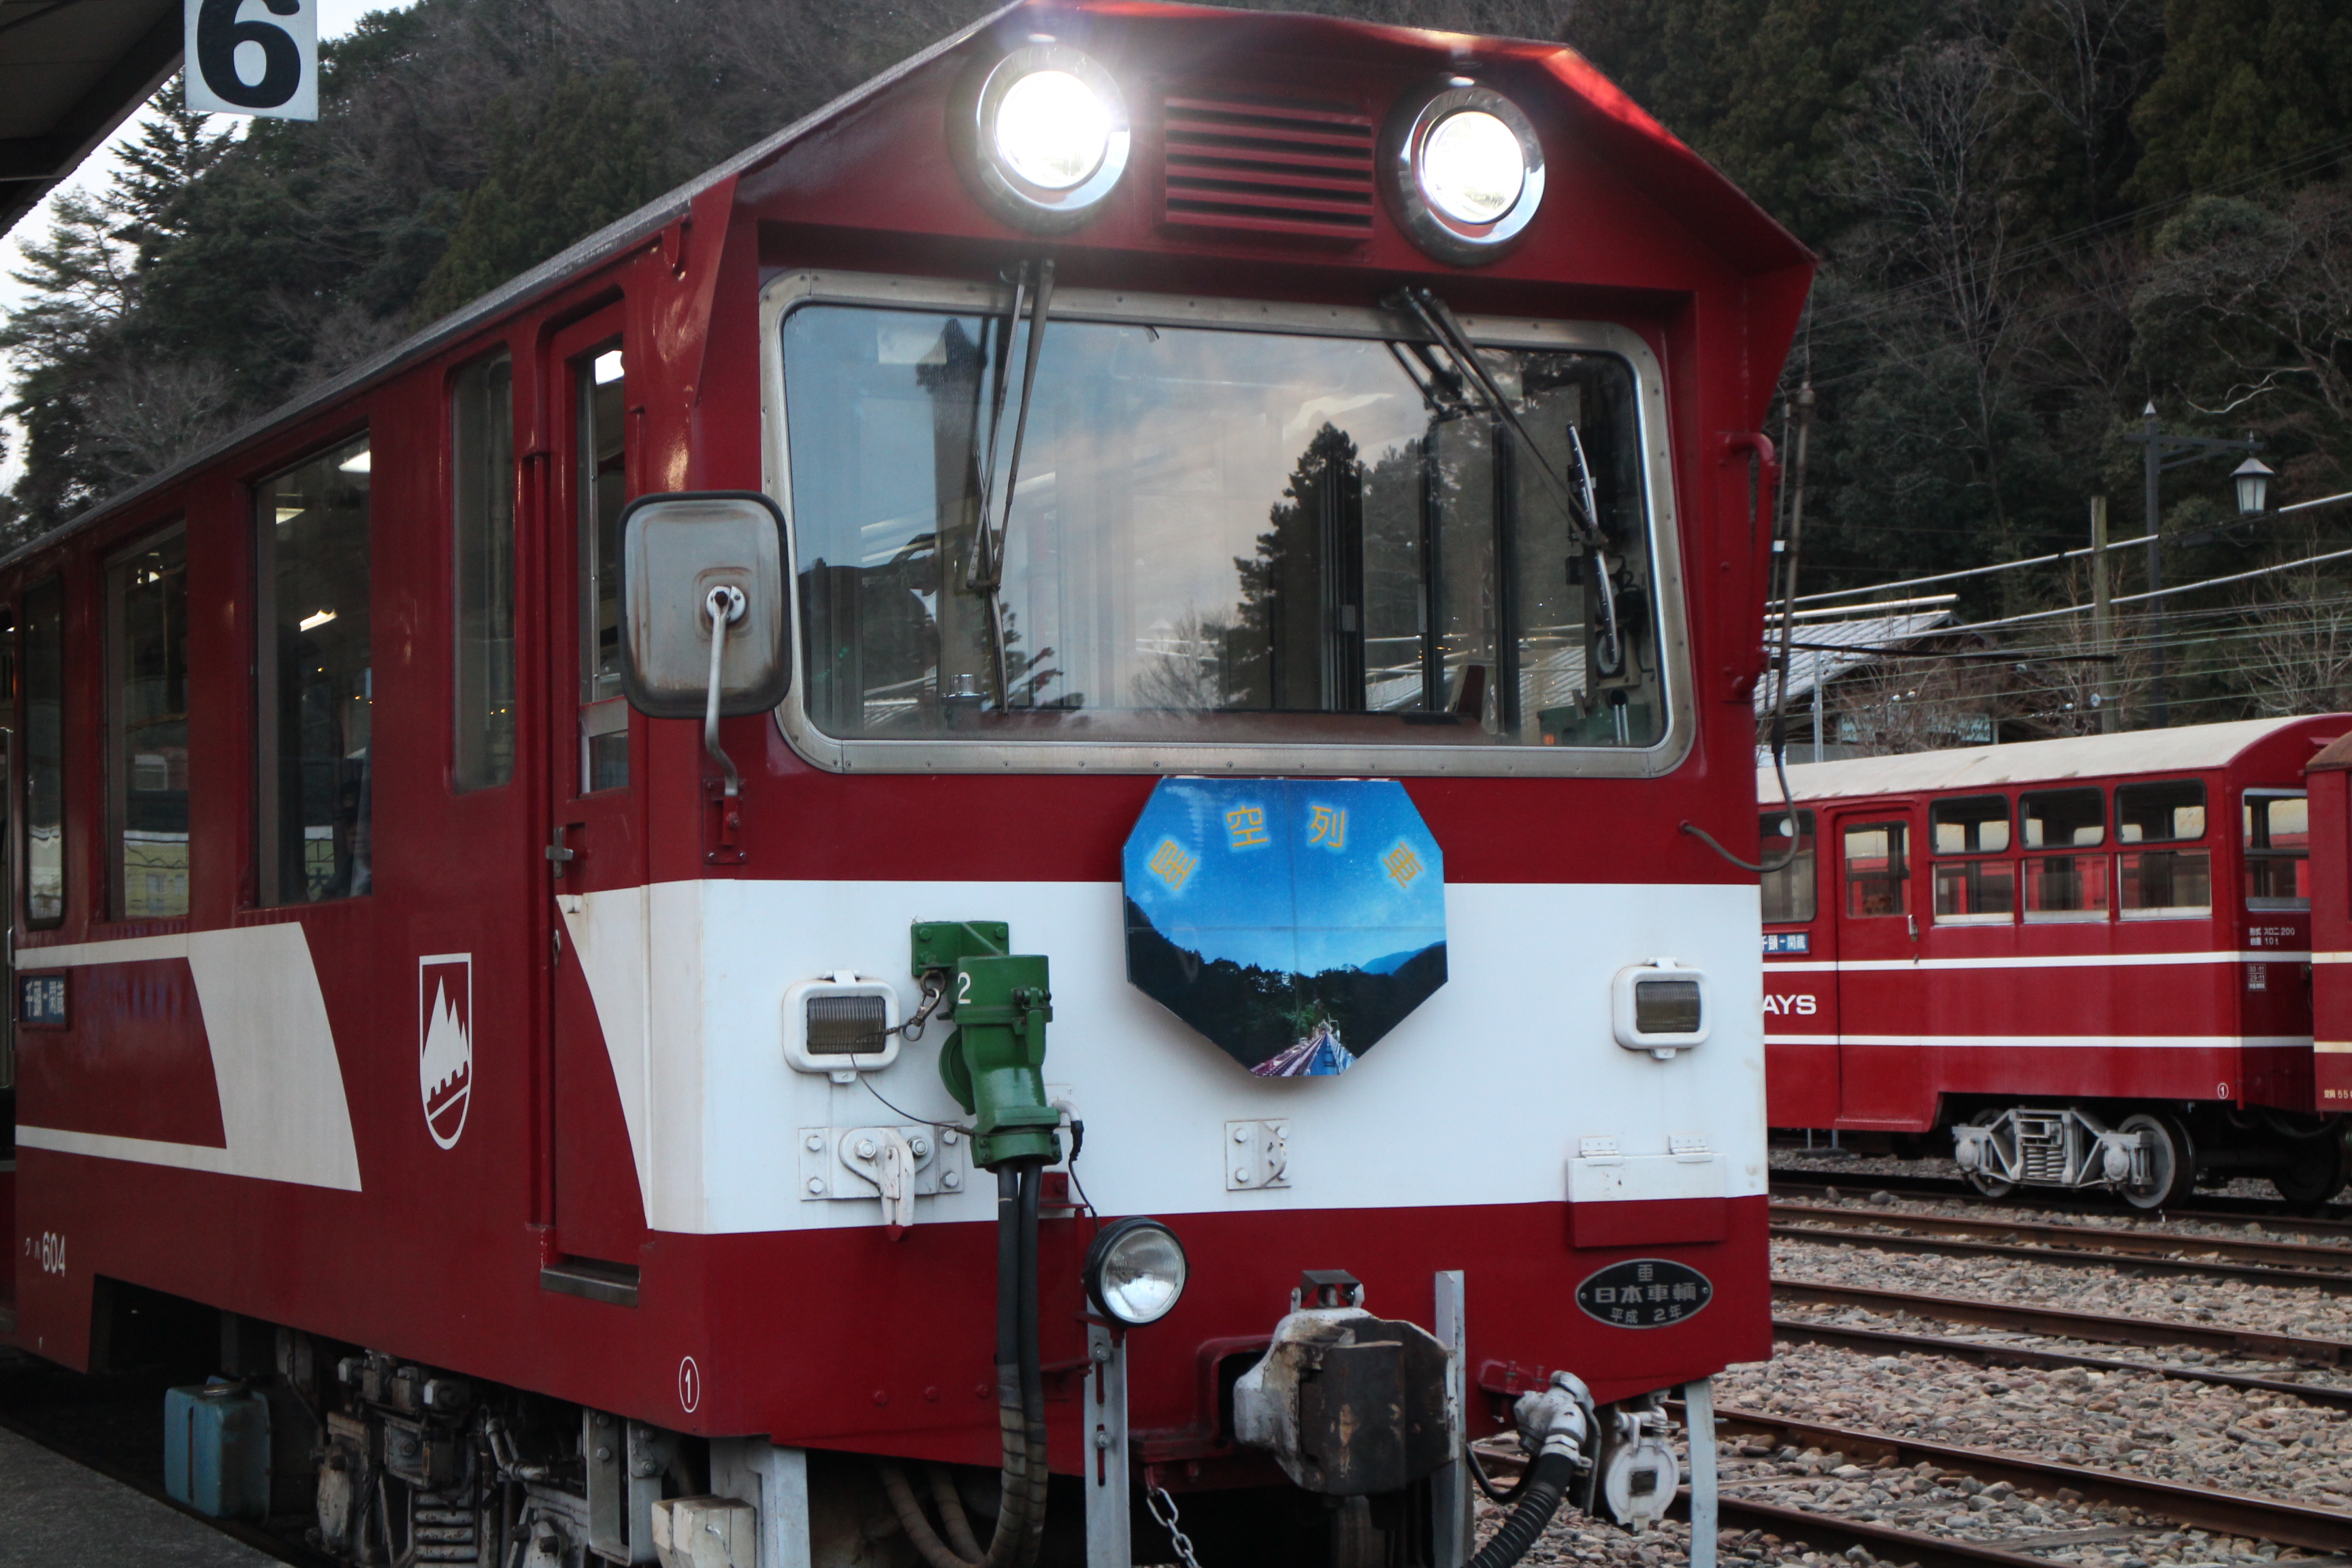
<box><xmin>1385</xmin><ymin>81</ymin><xmax>1546</xmax><ymax>263</ymax></box>
<box><xmin>970</xmin><ymin>43</ymin><xmax>1130</xmax><ymax>232</ymax></box>
<box><xmin>1083</xmin><ymin>1217</ymin><xmax>1188</xmax><ymax>1326</ymax></box>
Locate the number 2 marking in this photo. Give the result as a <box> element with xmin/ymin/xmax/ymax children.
<box><xmin>958</xmin><ymin>971</ymin><xmax>973</xmax><ymax>1006</ymax></box>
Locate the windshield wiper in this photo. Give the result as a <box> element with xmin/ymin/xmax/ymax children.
<box><xmin>1389</xmin><ymin>286</ymin><xmax>1624</xmax><ymax>675</ymax></box>
<box><xmin>966</xmin><ymin>257</ymin><xmax>1056</xmax><ymax>709</ymax></box>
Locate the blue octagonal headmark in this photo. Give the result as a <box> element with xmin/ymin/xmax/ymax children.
<box><xmin>1122</xmin><ymin>779</ymin><xmax>1446</xmax><ymax>1077</ymax></box>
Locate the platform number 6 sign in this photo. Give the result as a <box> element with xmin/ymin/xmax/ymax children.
<box><xmin>185</xmin><ymin>0</ymin><xmax>318</xmax><ymax>120</ymax></box>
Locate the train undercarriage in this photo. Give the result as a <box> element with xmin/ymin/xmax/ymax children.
<box><xmin>1948</xmin><ymin>1102</ymin><xmax>2350</xmax><ymax>1208</ymax></box>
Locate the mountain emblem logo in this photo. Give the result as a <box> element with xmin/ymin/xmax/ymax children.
<box><xmin>419</xmin><ymin>954</ymin><xmax>473</xmax><ymax>1149</ymax></box>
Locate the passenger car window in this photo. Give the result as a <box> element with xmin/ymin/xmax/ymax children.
<box><xmin>1930</xmin><ymin>795</ymin><xmax>2014</xmax><ymax>924</ymax></box>
<box><xmin>453</xmin><ymin>351</ymin><xmax>516</xmax><ymax>791</ymax></box>
<box><xmin>22</xmin><ymin>576</ymin><xmax>63</xmax><ymax>927</ymax></box>
<box><xmin>2116</xmin><ymin>779</ymin><xmax>2205</xmax><ymax>843</ymax></box>
<box><xmin>576</xmin><ymin>342</ymin><xmax>627</xmax><ymax>791</ymax></box>
<box><xmin>1760</xmin><ymin>809</ymin><xmax>1816</xmax><ymax>924</ymax></box>
<box><xmin>1843</xmin><ymin>821</ymin><xmax>1909</xmax><ymax>917</ymax></box>
<box><xmin>1932</xmin><ymin>796</ymin><xmax>2010</xmax><ymax>853</ymax></box>
<box><xmin>110</xmin><ymin>530</ymin><xmax>189</xmax><ymax>918</ymax></box>
<box><xmin>257</xmin><ymin>436</ymin><xmax>372</xmax><ymax>904</ymax></box>
<box><xmin>2242</xmin><ymin>791</ymin><xmax>2308</xmax><ymax>909</ymax></box>
<box><xmin>2021</xmin><ymin>788</ymin><xmax>2104</xmax><ymax>848</ymax></box>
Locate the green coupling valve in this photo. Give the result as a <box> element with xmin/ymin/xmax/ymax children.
<box><xmin>911</xmin><ymin>921</ymin><xmax>1062</xmax><ymax>1171</ymax></box>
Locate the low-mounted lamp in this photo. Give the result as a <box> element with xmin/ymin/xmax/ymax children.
<box><xmin>2233</xmin><ymin>455</ymin><xmax>2274</xmax><ymax>517</ymax></box>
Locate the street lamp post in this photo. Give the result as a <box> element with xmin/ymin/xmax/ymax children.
<box><xmin>2121</xmin><ymin>404</ymin><xmax>2264</xmax><ymax>728</ymax></box>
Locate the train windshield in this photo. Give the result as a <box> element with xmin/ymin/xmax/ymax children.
<box><xmin>780</xmin><ymin>304</ymin><xmax>1667</xmax><ymax>749</ymax></box>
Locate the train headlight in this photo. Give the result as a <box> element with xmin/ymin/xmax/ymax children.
<box><xmin>1611</xmin><ymin>958</ymin><xmax>1709</xmax><ymax>1059</ymax></box>
<box><xmin>1083</xmin><ymin>1217</ymin><xmax>1188</xmax><ymax>1326</ymax></box>
<box><xmin>971</xmin><ymin>44</ymin><xmax>1130</xmax><ymax>231</ymax></box>
<box><xmin>1386</xmin><ymin>81</ymin><xmax>1546</xmax><ymax>264</ymax></box>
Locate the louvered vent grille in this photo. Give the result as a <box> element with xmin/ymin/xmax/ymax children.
<box><xmin>1162</xmin><ymin>92</ymin><xmax>1377</xmax><ymax>239</ymax></box>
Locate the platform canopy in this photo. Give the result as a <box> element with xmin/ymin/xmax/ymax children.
<box><xmin>0</xmin><ymin>0</ymin><xmax>179</xmax><ymax>239</ymax></box>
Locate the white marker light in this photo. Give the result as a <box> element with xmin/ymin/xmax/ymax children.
<box><xmin>1419</xmin><ymin>110</ymin><xmax>1525</xmax><ymax>226</ymax></box>
<box><xmin>994</xmin><ymin>69</ymin><xmax>1111</xmax><ymax>191</ymax></box>
<box><xmin>299</xmin><ymin>609</ymin><xmax>338</xmax><ymax>631</ymax></box>
<box><xmin>1083</xmin><ymin>1217</ymin><xmax>1188</xmax><ymax>1326</ymax></box>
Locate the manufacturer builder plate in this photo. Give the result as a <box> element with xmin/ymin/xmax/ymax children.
<box><xmin>1575</xmin><ymin>1259</ymin><xmax>1712</xmax><ymax>1328</ymax></box>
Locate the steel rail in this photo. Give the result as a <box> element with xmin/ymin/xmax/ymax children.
<box><xmin>1771</xmin><ymin>1277</ymin><xmax>2352</xmax><ymax>1364</ymax></box>
<box><xmin>1475</xmin><ymin>1448</ymin><xmax>2060</xmax><ymax>1567</ymax></box>
<box><xmin>1770</xmin><ymin>1169</ymin><xmax>2352</xmax><ymax>1232</ymax></box>
<box><xmin>1768</xmin><ymin>1316</ymin><xmax>2352</xmax><ymax>1412</ymax></box>
<box><xmin>1773</xmin><ymin>1200</ymin><xmax>2352</xmax><ymax>1269</ymax></box>
<box><xmin>1771</xmin><ymin>1222</ymin><xmax>2352</xmax><ymax>1294</ymax></box>
<box><xmin>1690</xmin><ymin>1404</ymin><xmax>2352</xmax><ymax>1554</ymax></box>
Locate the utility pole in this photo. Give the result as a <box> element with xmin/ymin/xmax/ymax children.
<box><xmin>2120</xmin><ymin>404</ymin><xmax>2263</xmax><ymax>730</ymax></box>
<box><xmin>2142</xmin><ymin>406</ymin><xmax>2165</xmax><ymax>725</ymax></box>
<box><xmin>2091</xmin><ymin>495</ymin><xmax>2117</xmax><ymax>734</ymax></box>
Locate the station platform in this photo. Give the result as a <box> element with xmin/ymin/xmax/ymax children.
<box><xmin>0</xmin><ymin>1420</ymin><xmax>277</xmax><ymax>1567</ymax></box>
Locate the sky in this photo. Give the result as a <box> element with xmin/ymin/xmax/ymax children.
<box><xmin>0</xmin><ymin>0</ymin><xmax>415</xmax><ymax>489</ymax></box>
<box><xmin>1123</xmin><ymin>779</ymin><xmax>1448</xmax><ymax>977</ymax></box>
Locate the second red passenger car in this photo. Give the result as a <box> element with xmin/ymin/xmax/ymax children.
<box><xmin>1760</xmin><ymin>715</ymin><xmax>2351</xmax><ymax>1207</ymax></box>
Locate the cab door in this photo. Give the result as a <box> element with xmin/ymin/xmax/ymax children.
<box><xmin>544</xmin><ymin>308</ymin><xmax>651</xmax><ymax>1271</ymax></box>
<box><xmin>1831</xmin><ymin>804</ymin><xmax>1927</xmax><ymax>1126</ymax></box>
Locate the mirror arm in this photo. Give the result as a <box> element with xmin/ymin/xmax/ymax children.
<box><xmin>702</xmin><ymin>584</ymin><xmax>747</xmax><ymax>799</ymax></box>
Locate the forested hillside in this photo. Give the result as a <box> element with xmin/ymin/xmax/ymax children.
<box><xmin>6</xmin><ymin>0</ymin><xmax>2352</xmax><ymax>727</ymax></box>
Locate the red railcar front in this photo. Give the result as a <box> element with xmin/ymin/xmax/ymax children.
<box><xmin>4</xmin><ymin>7</ymin><xmax>1810</xmax><ymax>1564</ymax></box>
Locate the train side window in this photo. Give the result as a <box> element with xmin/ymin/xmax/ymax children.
<box><xmin>453</xmin><ymin>351</ymin><xmax>516</xmax><ymax>790</ymax></box>
<box><xmin>2020</xmin><ymin>787</ymin><xmax>2108</xmax><ymax>922</ymax></box>
<box><xmin>256</xmin><ymin>435</ymin><xmax>374</xmax><ymax>904</ymax></box>
<box><xmin>2115</xmin><ymin>779</ymin><xmax>2205</xmax><ymax>842</ymax></box>
<box><xmin>1932</xmin><ymin>795</ymin><xmax>2010</xmax><ymax>853</ymax></box>
<box><xmin>1842</xmin><ymin>821</ymin><xmax>1908</xmax><ymax>917</ymax></box>
<box><xmin>1931</xmin><ymin>794</ymin><xmax>2014</xmax><ymax>924</ymax></box>
<box><xmin>2116</xmin><ymin>779</ymin><xmax>2208</xmax><ymax>917</ymax></box>
<box><xmin>577</xmin><ymin>342</ymin><xmax>627</xmax><ymax>791</ymax></box>
<box><xmin>1759</xmin><ymin>809</ymin><xmax>1816</xmax><ymax>924</ymax></box>
<box><xmin>2020</xmin><ymin>788</ymin><xmax>2104</xmax><ymax>848</ymax></box>
<box><xmin>108</xmin><ymin>529</ymin><xmax>189</xmax><ymax>919</ymax></box>
<box><xmin>2243</xmin><ymin>791</ymin><xmax>2309</xmax><ymax>909</ymax></box>
<box><xmin>22</xmin><ymin>576</ymin><xmax>63</xmax><ymax>928</ymax></box>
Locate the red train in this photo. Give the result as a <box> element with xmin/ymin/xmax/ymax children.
<box><xmin>0</xmin><ymin>5</ymin><xmax>1812</xmax><ymax>1567</ymax></box>
<box><xmin>1761</xmin><ymin>715</ymin><xmax>2352</xmax><ymax>1207</ymax></box>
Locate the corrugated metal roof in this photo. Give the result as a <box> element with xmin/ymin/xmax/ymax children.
<box><xmin>1758</xmin><ymin>715</ymin><xmax>2347</xmax><ymax>802</ymax></box>
<box><xmin>1754</xmin><ymin>610</ymin><xmax>1956</xmax><ymax>713</ymax></box>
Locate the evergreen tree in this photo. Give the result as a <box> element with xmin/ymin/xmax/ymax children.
<box><xmin>411</xmin><ymin>67</ymin><xmax>676</xmax><ymax>321</ymax></box>
<box><xmin>2127</xmin><ymin>0</ymin><xmax>2352</xmax><ymax>206</ymax></box>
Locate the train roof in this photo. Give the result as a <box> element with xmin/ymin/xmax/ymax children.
<box><xmin>1758</xmin><ymin>715</ymin><xmax>2351</xmax><ymax>803</ymax></box>
<box><xmin>1</xmin><ymin>0</ymin><xmax>1809</xmax><ymax>576</ymax></box>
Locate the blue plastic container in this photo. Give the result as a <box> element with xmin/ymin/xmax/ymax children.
<box><xmin>163</xmin><ymin>1381</ymin><xmax>271</xmax><ymax>1520</ymax></box>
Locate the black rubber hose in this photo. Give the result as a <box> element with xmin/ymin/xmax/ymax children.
<box><xmin>877</xmin><ymin>1162</ymin><xmax>1049</xmax><ymax>1568</ymax></box>
<box><xmin>1468</xmin><ymin>1448</ymin><xmax>1579</xmax><ymax>1568</ymax></box>
<box><xmin>1014</xmin><ymin>1162</ymin><xmax>1049</xmax><ymax>1563</ymax></box>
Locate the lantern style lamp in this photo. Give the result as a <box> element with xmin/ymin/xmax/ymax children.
<box><xmin>2234</xmin><ymin>456</ymin><xmax>2274</xmax><ymax>517</ymax></box>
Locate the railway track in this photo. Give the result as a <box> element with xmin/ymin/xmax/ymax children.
<box><xmin>1771</xmin><ymin>1166</ymin><xmax>2352</xmax><ymax>1230</ymax></box>
<box><xmin>1694</xmin><ymin>1403</ymin><xmax>2352</xmax><ymax>1554</ymax></box>
<box><xmin>1771</xmin><ymin>1276</ymin><xmax>2352</xmax><ymax>1364</ymax></box>
<box><xmin>1772</xmin><ymin>1203</ymin><xmax>2352</xmax><ymax>1292</ymax></box>
<box><xmin>1769</xmin><ymin>1316</ymin><xmax>2352</xmax><ymax>1411</ymax></box>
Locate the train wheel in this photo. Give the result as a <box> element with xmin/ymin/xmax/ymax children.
<box><xmin>1960</xmin><ymin>1113</ymin><xmax>2015</xmax><ymax>1198</ymax></box>
<box><xmin>2118</xmin><ymin>1112</ymin><xmax>2195</xmax><ymax>1209</ymax></box>
<box><xmin>2271</xmin><ymin>1130</ymin><xmax>2350</xmax><ymax>1207</ymax></box>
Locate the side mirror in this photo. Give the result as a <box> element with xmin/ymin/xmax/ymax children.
<box><xmin>618</xmin><ymin>491</ymin><xmax>790</xmax><ymax>719</ymax></box>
